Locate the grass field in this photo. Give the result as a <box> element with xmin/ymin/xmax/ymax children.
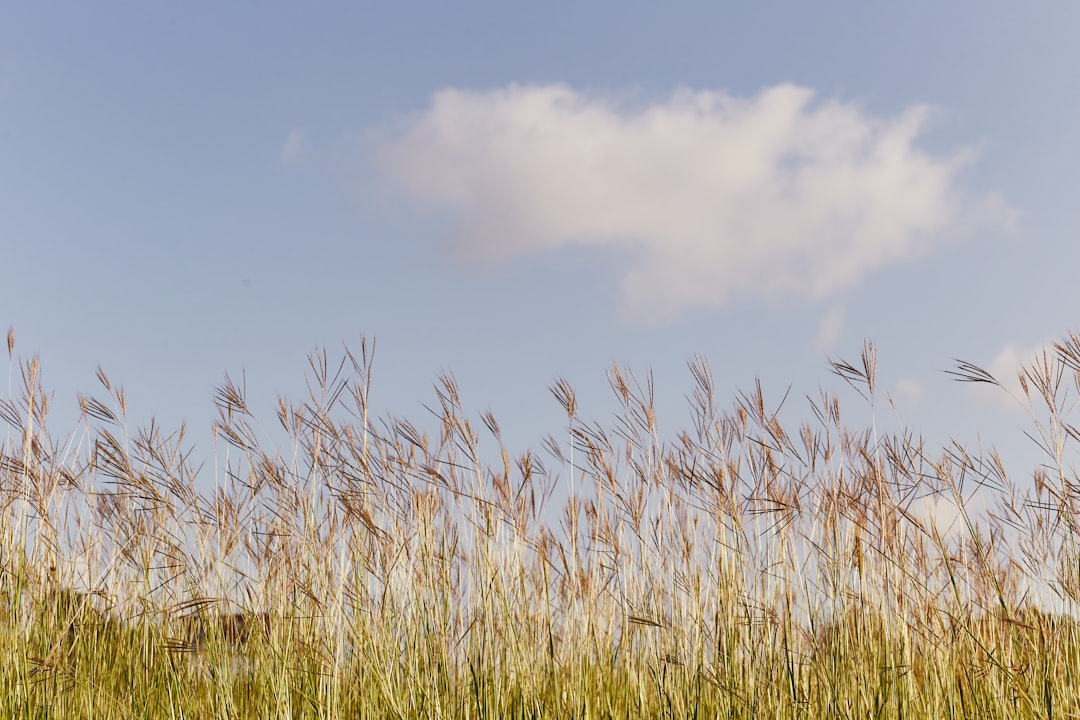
<box><xmin>4</xmin><ymin>329</ymin><xmax>1080</xmax><ymax>719</ymax></box>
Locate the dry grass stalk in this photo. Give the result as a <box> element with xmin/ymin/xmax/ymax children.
<box><xmin>3</xmin><ymin>333</ymin><xmax>1080</xmax><ymax>717</ymax></box>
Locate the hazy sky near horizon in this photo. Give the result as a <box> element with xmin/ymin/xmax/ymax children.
<box><xmin>3</xmin><ymin>4</ymin><xmax>1079</xmax><ymax>486</ymax></box>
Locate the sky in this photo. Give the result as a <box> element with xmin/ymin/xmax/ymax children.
<box><xmin>3</xmin><ymin>3</ymin><xmax>1080</xmax><ymax>491</ymax></box>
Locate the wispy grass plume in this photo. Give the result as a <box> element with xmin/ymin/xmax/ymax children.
<box><xmin>2</xmin><ymin>331</ymin><xmax>1080</xmax><ymax>718</ymax></box>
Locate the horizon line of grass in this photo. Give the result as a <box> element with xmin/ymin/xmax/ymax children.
<box><xmin>4</xmin><ymin>328</ymin><xmax>1080</xmax><ymax>718</ymax></box>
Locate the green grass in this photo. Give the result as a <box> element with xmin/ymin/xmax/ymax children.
<box><xmin>4</xmin><ymin>330</ymin><xmax>1080</xmax><ymax>718</ymax></box>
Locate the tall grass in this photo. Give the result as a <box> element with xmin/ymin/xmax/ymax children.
<box><xmin>3</xmin><ymin>328</ymin><xmax>1080</xmax><ymax>718</ymax></box>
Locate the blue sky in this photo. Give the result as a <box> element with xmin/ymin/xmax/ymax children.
<box><xmin>3</xmin><ymin>3</ymin><xmax>1079</xmax><ymax>486</ymax></box>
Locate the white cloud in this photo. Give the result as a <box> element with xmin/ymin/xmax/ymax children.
<box><xmin>988</xmin><ymin>343</ymin><xmax>1037</xmax><ymax>387</ymax></box>
<box><xmin>912</xmin><ymin>492</ymin><xmax>999</xmax><ymax>545</ymax></box>
<box><xmin>280</xmin><ymin>129</ymin><xmax>310</xmax><ymax>166</ymax></box>
<box><xmin>891</xmin><ymin>378</ymin><xmax>926</xmax><ymax>410</ymax></box>
<box><xmin>815</xmin><ymin>306</ymin><xmax>845</xmax><ymax>352</ymax></box>
<box><xmin>968</xmin><ymin>340</ymin><xmax>1056</xmax><ymax>409</ymax></box>
<box><xmin>914</xmin><ymin>496</ymin><xmax>963</xmax><ymax>541</ymax></box>
<box><xmin>380</xmin><ymin>83</ymin><xmax>1016</xmax><ymax>323</ymax></box>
